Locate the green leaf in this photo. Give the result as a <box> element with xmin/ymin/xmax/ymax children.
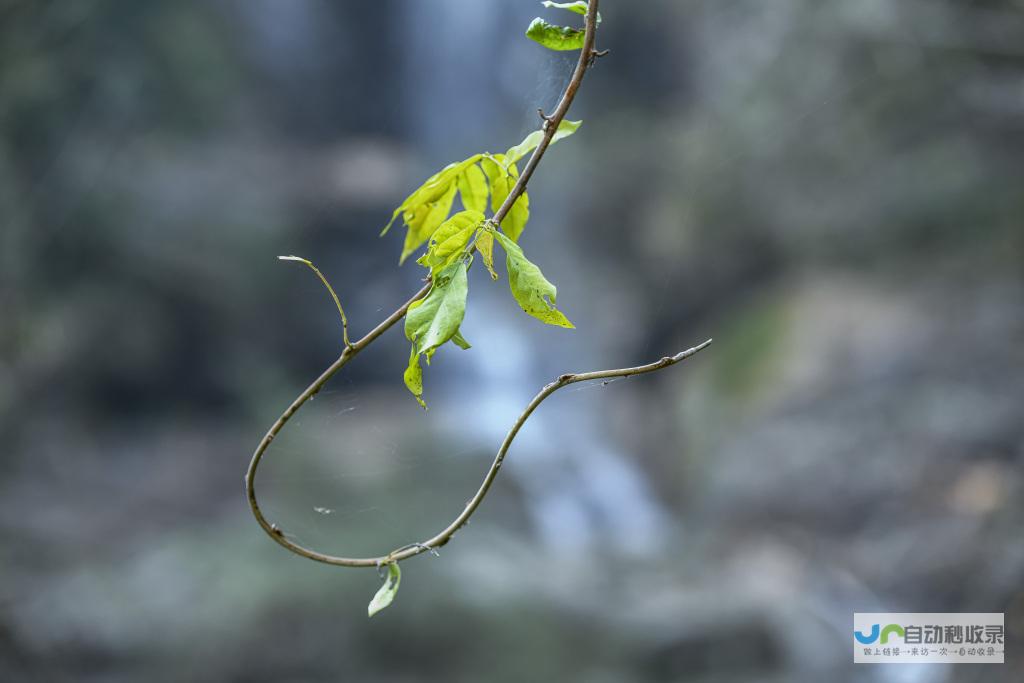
<box><xmin>480</xmin><ymin>154</ymin><xmax>510</xmax><ymax>213</ymax></box>
<box><xmin>541</xmin><ymin>1</ymin><xmax>601</xmax><ymax>23</ymax></box>
<box><xmin>491</xmin><ymin>230</ymin><xmax>573</xmax><ymax>328</ymax></box>
<box><xmin>368</xmin><ymin>563</ymin><xmax>401</xmax><ymax>617</ymax></box>
<box><xmin>381</xmin><ymin>155</ymin><xmax>481</xmax><ymax>236</ymax></box>
<box><xmin>403</xmin><ymin>347</ymin><xmax>426</xmax><ymax>409</ymax></box>
<box><xmin>406</xmin><ymin>259</ymin><xmax>469</xmax><ymax>359</ymax></box>
<box><xmin>400</xmin><ymin>183</ymin><xmax>457</xmax><ymax>265</ymax></box>
<box><xmin>481</xmin><ymin>155</ymin><xmax>530</xmax><ymax>242</ymax></box>
<box><xmin>526</xmin><ymin>17</ymin><xmax>585</xmax><ymax>51</ymax></box>
<box><xmin>451</xmin><ymin>330</ymin><xmax>472</xmax><ymax>350</ymax></box>
<box><xmin>457</xmin><ymin>163</ymin><xmax>488</xmax><ymax>213</ymax></box>
<box><xmin>505</xmin><ymin>119</ymin><xmax>583</xmax><ymax>164</ymax></box>
<box><xmin>382</xmin><ymin>155</ymin><xmax>485</xmax><ymax>265</ymax></box>
<box><xmin>403</xmin><ymin>259</ymin><xmax>471</xmax><ymax>404</ymax></box>
<box><xmin>476</xmin><ymin>228</ymin><xmax>499</xmax><ymax>280</ymax></box>
<box><xmin>416</xmin><ymin>210</ymin><xmax>484</xmax><ymax>275</ymax></box>
<box><xmin>505</xmin><ymin>190</ymin><xmax>530</xmax><ymax>243</ymax></box>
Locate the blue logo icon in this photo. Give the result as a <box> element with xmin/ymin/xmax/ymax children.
<box><xmin>855</xmin><ymin>623</ymin><xmax>905</xmax><ymax>645</ymax></box>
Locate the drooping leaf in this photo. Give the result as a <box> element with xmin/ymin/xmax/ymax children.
<box><xmin>491</xmin><ymin>230</ymin><xmax>573</xmax><ymax>328</ymax></box>
<box><xmin>381</xmin><ymin>155</ymin><xmax>481</xmax><ymax>237</ymax></box>
<box><xmin>403</xmin><ymin>259</ymin><xmax>471</xmax><ymax>404</ymax></box>
<box><xmin>541</xmin><ymin>1</ymin><xmax>601</xmax><ymax>23</ymax></box>
<box><xmin>503</xmin><ymin>163</ymin><xmax>530</xmax><ymax>242</ymax></box>
<box><xmin>406</xmin><ymin>259</ymin><xmax>470</xmax><ymax>360</ymax></box>
<box><xmin>403</xmin><ymin>347</ymin><xmax>426</xmax><ymax>409</ymax></box>
<box><xmin>416</xmin><ymin>210</ymin><xmax>484</xmax><ymax>275</ymax></box>
<box><xmin>481</xmin><ymin>154</ymin><xmax>511</xmax><ymax>213</ymax></box>
<box><xmin>505</xmin><ymin>119</ymin><xmax>583</xmax><ymax>164</ymax></box>
<box><xmin>526</xmin><ymin>17</ymin><xmax>585</xmax><ymax>51</ymax></box>
<box><xmin>505</xmin><ymin>194</ymin><xmax>530</xmax><ymax>243</ymax></box>
<box><xmin>457</xmin><ymin>163</ymin><xmax>488</xmax><ymax>213</ymax></box>
<box><xmin>399</xmin><ymin>183</ymin><xmax>457</xmax><ymax>265</ymax></box>
<box><xmin>480</xmin><ymin>155</ymin><xmax>529</xmax><ymax>242</ymax></box>
<box><xmin>476</xmin><ymin>228</ymin><xmax>499</xmax><ymax>280</ymax></box>
<box><xmin>367</xmin><ymin>563</ymin><xmax>401</xmax><ymax>617</ymax></box>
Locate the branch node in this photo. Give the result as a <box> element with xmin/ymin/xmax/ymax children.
<box><xmin>537</xmin><ymin>108</ymin><xmax>555</xmax><ymax>129</ymax></box>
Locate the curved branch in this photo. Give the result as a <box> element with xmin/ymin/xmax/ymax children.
<box><xmin>247</xmin><ymin>1</ymin><xmax>674</xmax><ymax>569</ymax></box>
<box><xmin>403</xmin><ymin>339</ymin><xmax>713</xmax><ymax>562</ymax></box>
<box><xmin>249</xmin><ymin>338</ymin><xmax>711</xmax><ymax>568</ymax></box>
<box><xmin>278</xmin><ymin>256</ymin><xmax>353</xmax><ymax>349</ymax></box>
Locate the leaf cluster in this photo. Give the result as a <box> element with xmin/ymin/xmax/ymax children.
<box><xmin>383</xmin><ymin>121</ymin><xmax>581</xmax><ymax>407</ymax></box>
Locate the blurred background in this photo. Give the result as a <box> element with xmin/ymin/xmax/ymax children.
<box><xmin>2</xmin><ymin>0</ymin><xmax>1022</xmax><ymax>681</ymax></box>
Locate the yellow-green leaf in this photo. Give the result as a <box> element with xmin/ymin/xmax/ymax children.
<box><xmin>457</xmin><ymin>164</ymin><xmax>488</xmax><ymax>213</ymax></box>
<box><xmin>491</xmin><ymin>230</ymin><xmax>573</xmax><ymax>328</ymax></box>
<box><xmin>481</xmin><ymin>154</ymin><xmax>511</xmax><ymax>214</ymax></box>
<box><xmin>399</xmin><ymin>183</ymin><xmax>456</xmax><ymax>265</ymax></box>
<box><xmin>381</xmin><ymin>155</ymin><xmax>481</xmax><ymax>237</ymax></box>
<box><xmin>481</xmin><ymin>156</ymin><xmax>529</xmax><ymax>242</ymax></box>
<box><xmin>505</xmin><ymin>192</ymin><xmax>529</xmax><ymax>243</ymax></box>
<box><xmin>417</xmin><ymin>210</ymin><xmax>484</xmax><ymax>275</ymax></box>
<box><xmin>368</xmin><ymin>563</ymin><xmax>401</xmax><ymax>617</ymax></box>
<box><xmin>403</xmin><ymin>347</ymin><xmax>426</xmax><ymax>409</ymax></box>
<box><xmin>505</xmin><ymin>120</ymin><xmax>583</xmax><ymax>164</ymax></box>
<box><xmin>476</xmin><ymin>228</ymin><xmax>498</xmax><ymax>280</ymax></box>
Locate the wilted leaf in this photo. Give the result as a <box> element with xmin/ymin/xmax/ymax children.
<box><xmin>416</xmin><ymin>210</ymin><xmax>484</xmax><ymax>275</ymax></box>
<box><xmin>457</xmin><ymin>163</ymin><xmax>488</xmax><ymax>213</ymax></box>
<box><xmin>403</xmin><ymin>347</ymin><xmax>425</xmax><ymax>409</ymax></box>
<box><xmin>367</xmin><ymin>563</ymin><xmax>401</xmax><ymax>617</ymax></box>
<box><xmin>491</xmin><ymin>230</ymin><xmax>573</xmax><ymax>328</ymax></box>
<box><xmin>476</xmin><ymin>228</ymin><xmax>498</xmax><ymax>280</ymax></box>
<box><xmin>526</xmin><ymin>17</ymin><xmax>585</xmax><ymax>51</ymax></box>
<box><xmin>505</xmin><ymin>119</ymin><xmax>582</xmax><ymax>164</ymax></box>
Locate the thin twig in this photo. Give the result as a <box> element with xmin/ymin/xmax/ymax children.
<box><xmin>396</xmin><ymin>339</ymin><xmax>713</xmax><ymax>563</ymax></box>
<box><xmin>278</xmin><ymin>256</ymin><xmax>352</xmax><ymax>350</ymax></box>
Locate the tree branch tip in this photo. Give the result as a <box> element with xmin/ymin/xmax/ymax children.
<box><xmin>592</xmin><ymin>48</ymin><xmax>611</xmax><ymax>58</ymax></box>
<box><xmin>672</xmin><ymin>338</ymin><xmax>714</xmax><ymax>361</ymax></box>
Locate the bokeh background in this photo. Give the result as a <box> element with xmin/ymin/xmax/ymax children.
<box><xmin>2</xmin><ymin>0</ymin><xmax>1022</xmax><ymax>681</ymax></box>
